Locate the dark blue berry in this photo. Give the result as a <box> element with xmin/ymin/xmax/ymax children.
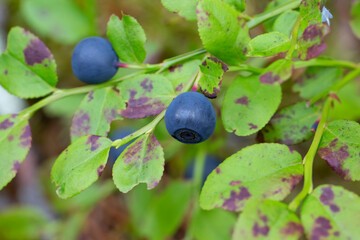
<box><xmin>108</xmin><ymin>128</ymin><xmax>135</xmax><ymax>165</ymax></box>
<box><xmin>165</xmin><ymin>92</ymin><xmax>216</xmax><ymax>144</ymax></box>
<box><xmin>71</xmin><ymin>37</ymin><xmax>118</xmax><ymax>84</ymax></box>
<box><xmin>184</xmin><ymin>155</ymin><xmax>221</xmax><ymax>184</ymax></box>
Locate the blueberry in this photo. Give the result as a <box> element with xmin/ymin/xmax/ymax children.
<box><xmin>71</xmin><ymin>37</ymin><xmax>119</xmax><ymax>84</ymax></box>
<box><xmin>108</xmin><ymin>128</ymin><xmax>135</xmax><ymax>165</ymax></box>
<box><xmin>184</xmin><ymin>155</ymin><xmax>221</xmax><ymax>184</ymax></box>
<box><xmin>165</xmin><ymin>92</ymin><xmax>216</xmax><ymax>144</ymax></box>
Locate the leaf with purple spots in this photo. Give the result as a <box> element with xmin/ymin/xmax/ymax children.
<box><xmin>198</xmin><ymin>57</ymin><xmax>228</xmax><ymax>98</ymax></box>
<box><xmin>298</xmin><ymin>23</ymin><xmax>330</xmax><ymax>60</ymax></box>
<box><xmin>261</xmin><ymin>101</ymin><xmax>320</xmax><ymax>145</ymax></box>
<box><xmin>117</xmin><ymin>74</ymin><xmax>175</xmax><ymax>119</ymax></box>
<box><xmin>51</xmin><ymin>135</ymin><xmax>112</xmax><ymax>199</ymax></box>
<box><xmin>260</xmin><ymin>59</ymin><xmax>293</xmax><ymax>85</ymax></box>
<box><xmin>107</xmin><ymin>14</ymin><xmax>146</xmax><ymax>64</ymax></box>
<box><xmin>301</xmin><ymin>185</ymin><xmax>360</xmax><ymax>239</ymax></box>
<box><xmin>222</xmin><ymin>75</ymin><xmax>282</xmax><ymax>136</ymax></box>
<box><xmin>233</xmin><ymin>200</ymin><xmax>303</xmax><ymax>240</ymax></box>
<box><xmin>200</xmin><ymin>144</ymin><xmax>303</xmax><ymax>211</ymax></box>
<box><xmin>161</xmin><ymin>59</ymin><xmax>201</xmax><ymax>93</ymax></box>
<box><xmin>293</xmin><ymin>66</ymin><xmax>342</xmax><ymax>99</ymax></box>
<box><xmin>0</xmin><ymin>27</ymin><xmax>57</xmax><ymax>98</ymax></box>
<box><xmin>299</xmin><ymin>0</ymin><xmax>322</xmax><ymax>32</ymax></box>
<box><xmin>197</xmin><ymin>0</ymin><xmax>250</xmax><ymax>65</ymax></box>
<box><xmin>70</xmin><ymin>87</ymin><xmax>126</xmax><ymax>142</ymax></box>
<box><xmin>112</xmin><ymin>133</ymin><xmax>165</xmax><ymax>193</ymax></box>
<box><xmin>0</xmin><ymin>114</ymin><xmax>32</xmax><ymax>190</ymax></box>
<box><xmin>247</xmin><ymin>32</ymin><xmax>291</xmax><ymax>57</ymax></box>
<box><xmin>318</xmin><ymin>120</ymin><xmax>360</xmax><ymax>181</ymax></box>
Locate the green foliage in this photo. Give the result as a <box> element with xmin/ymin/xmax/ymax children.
<box><xmin>198</xmin><ymin>57</ymin><xmax>228</xmax><ymax>98</ymax></box>
<box><xmin>248</xmin><ymin>32</ymin><xmax>291</xmax><ymax>57</ymax></box>
<box><xmin>222</xmin><ymin>75</ymin><xmax>282</xmax><ymax>136</ymax></box>
<box><xmin>51</xmin><ymin>135</ymin><xmax>112</xmax><ymax>199</ymax></box>
<box><xmin>112</xmin><ymin>133</ymin><xmax>165</xmax><ymax>193</ymax></box>
<box><xmin>189</xmin><ymin>208</ymin><xmax>236</xmax><ymax>240</ymax></box>
<box><xmin>260</xmin><ymin>59</ymin><xmax>293</xmax><ymax>84</ymax></box>
<box><xmin>318</xmin><ymin>120</ymin><xmax>360</xmax><ymax>181</ymax></box>
<box><xmin>0</xmin><ymin>27</ymin><xmax>57</xmax><ymax>98</ymax></box>
<box><xmin>161</xmin><ymin>0</ymin><xmax>198</xmax><ymax>20</ymax></box>
<box><xmin>197</xmin><ymin>0</ymin><xmax>250</xmax><ymax>65</ymax></box>
<box><xmin>127</xmin><ymin>182</ymin><xmax>192</xmax><ymax>239</ymax></box>
<box><xmin>0</xmin><ymin>114</ymin><xmax>31</xmax><ymax>190</ymax></box>
<box><xmin>70</xmin><ymin>88</ymin><xmax>125</xmax><ymax>141</ymax></box>
<box><xmin>200</xmin><ymin>144</ymin><xmax>303</xmax><ymax>211</ymax></box>
<box><xmin>20</xmin><ymin>0</ymin><xmax>95</xmax><ymax>44</ymax></box>
<box><xmin>301</xmin><ymin>185</ymin><xmax>360</xmax><ymax>239</ymax></box>
<box><xmin>107</xmin><ymin>14</ymin><xmax>147</xmax><ymax>64</ymax></box>
<box><xmin>299</xmin><ymin>0</ymin><xmax>322</xmax><ymax>32</ymax></box>
<box><xmin>0</xmin><ymin>207</ymin><xmax>47</xmax><ymax>240</ymax></box>
<box><xmin>261</xmin><ymin>102</ymin><xmax>320</xmax><ymax>145</ymax></box>
<box><xmin>233</xmin><ymin>199</ymin><xmax>303</xmax><ymax>239</ymax></box>
<box><xmin>293</xmin><ymin>66</ymin><xmax>342</xmax><ymax>99</ymax></box>
<box><xmin>350</xmin><ymin>2</ymin><xmax>360</xmax><ymax>39</ymax></box>
<box><xmin>273</xmin><ymin>10</ymin><xmax>300</xmax><ymax>36</ymax></box>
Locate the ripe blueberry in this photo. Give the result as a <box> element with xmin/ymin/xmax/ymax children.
<box><xmin>165</xmin><ymin>92</ymin><xmax>216</xmax><ymax>144</ymax></box>
<box><xmin>108</xmin><ymin>128</ymin><xmax>135</xmax><ymax>165</ymax></box>
<box><xmin>71</xmin><ymin>37</ymin><xmax>119</xmax><ymax>84</ymax></box>
<box><xmin>184</xmin><ymin>155</ymin><xmax>221</xmax><ymax>184</ymax></box>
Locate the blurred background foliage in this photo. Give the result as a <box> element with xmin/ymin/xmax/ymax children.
<box><xmin>0</xmin><ymin>0</ymin><xmax>360</xmax><ymax>239</ymax></box>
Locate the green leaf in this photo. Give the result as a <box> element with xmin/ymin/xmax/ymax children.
<box><xmin>127</xmin><ymin>182</ymin><xmax>192</xmax><ymax>239</ymax></box>
<box><xmin>261</xmin><ymin>102</ymin><xmax>320</xmax><ymax>145</ymax></box>
<box><xmin>248</xmin><ymin>32</ymin><xmax>291</xmax><ymax>57</ymax></box>
<box><xmin>113</xmin><ymin>133</ymin><xmax>165</xmax><ymax>193</ymax></box>
<box><xmin>293</xmin><ymin>66</ymin><xmax>342</xmax><ymax>99</ymax></box>
<box><xmin>200</xmin><ymin>143</ymin><xmax>303</xmax><ymax>211</ymax></box>
<box><xmin>318</xmin><ymin>120</ymin><xmax>360</xmax><ymax>181</ymax></box>
<box><xmin>51</xmin><ymin>135</ymin><xmax>112</xmax><ymax>199</ymax></box>
<box><xmin>161</xmin><ymin>59</ymin><xmax>201</xmax><ymax>93</ymax></box>
<box><xmin>0</xmin><ymin>207</ymin><xmax>47</xmax><ymax>240</ymax></box>
<box><xmin>263</xmin><ymin>0</ymin><xmax>294</xmax><ymax>32</ymax></box>
<box><xmin>44</xmin><ymin>94</ymin><xmax>85</xmax><ymax>118</ymax></box>
<box><xmin>298</xmin><ymin>23</ymin><xmax>330</xmax><ymax>60</ymax></box>
<box><xmin>117</xmin><ymin>74</ymin><xmax>175</xmax><ymax>119</ymax></box>
<box><xmin>299</xmin><ymin>0</ymin><xmax>322</xmax><ymax>32</ymax></box>
<box><xmin>222</xmin><ymin>75</ymin><xmax>282</xmax><ymax>136</ymax></box>
<box><xmin>0</xmin><ymin>27</ymin><xmax>57</xmax><ymax>98</ymax></box>
<box><xmin>20</xmin><ymin>0</ymin><xmax>94</xmax><ymax>44</ymax></box>
<box><xmin>70</xmin><ymin>88</ymin><xmax>125</xmax><ymax>142</ymax></box>
<box><xmin>189</xmin><ymin>208</ymin><xmax>237</xmax><ymax>240</ymax></box>
<box><xmin>233</xmin><ymin>200</ymin><xmax>304</xmax><ymax>239</ymax></box>
<box><xmin>197</xmin><ymin>0</ymin><xmax>250</xmax><ymax>65</ymax></box>
<box><xmin>329</xmin><ymin>81</ymin><xmax>360</xmax><ymax>121</ymax></box>
<box><xmin>198</xmin><ymin>57</ymin><xmax>228</xmax><ymax>98</ymax></box>
<box><xmin>350</xmin><ymin>2</ymin><xmax>360</xmax><ymax>39</ymax></box>
<box><xmin>260</xmin><ymin>59</ymin><xmax>293</xmax><ymax>85</ymax></box>
<box><xmin>0</xmin><ymin>114</ymin><xmax>31</xmax><ymax>190</ymax></box>
<box><xmin>223</xmin><ymin>0</ymin><xmax>246</xmax><ymax>12</ymax></box>
<box><xmin>161</xmin><ymin>0</ymin><xmax>198</xmax><ymax>20</ymax></box>
<box><xmin>107</xmin><ymin>14</ymin><xmax>146</xmax><ymax>64</ymax></box>
<box><xmin>273</xmin><ymin>10</ymin><xmax>300</xmax><ymax>37</ymax></box>
<box><xmin>301</xmin><ymin>185</ymin><xmax>360</xmax><ymax>239</ymax></box>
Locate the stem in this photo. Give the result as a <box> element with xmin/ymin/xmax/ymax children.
<box><xmin>288</xmin><ymin>98</ymin><xmax>332</xmax><ymax>211</ymax></box>
<box><xmin>228</xmin><ymin>64</ymin><xmax>263</xmax><ymax>73</ymax></box>
<box><xmin>111</xmin><ymin>110</ymin><xmax>165</xmax><ymax>148</ymax></box>
<box><xmin>310</xmin><ymin>67</ymin><xmax>360</xmax><ymax>104</ymax></box>
<box><xmin>294</xmin><ymin>58</ymin><xmax>358</xmax><ymax>69</ymax></box>
<box><xmin>158</xmin><ymin>48</ymin><xmax>207</xmax><ymax>73</ymax></box>
<box><xmin>286</xmin><ymin>16</ymin><xmax>301</xmax><ymax>59</ymax></box>
<box><xmin>20</xmin><ymin>71</ymin><xmax>145</xmax><ymax>118</ymax></box>
<box><xmin>247</xmin><ymin>0</ymin><xmax>302</xmax><ymax>28</ymax></box>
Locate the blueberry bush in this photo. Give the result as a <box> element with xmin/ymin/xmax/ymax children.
<box><xmin>0</xmin><ymin>0</ymin><xmax>360</xmax><ymax>239</ymax></box>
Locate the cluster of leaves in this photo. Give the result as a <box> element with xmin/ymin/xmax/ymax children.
<box><xmin>1</xmin><ymin>0</ymin><xmax>360</xmax><ymax>239</ymax></box>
